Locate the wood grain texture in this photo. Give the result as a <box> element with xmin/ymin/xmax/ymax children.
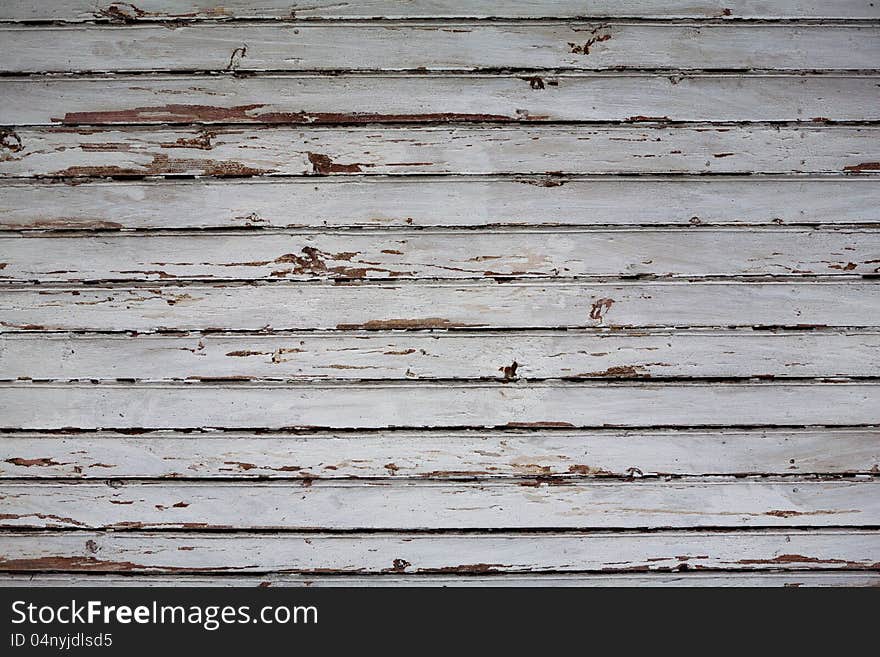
<box><xmin>4</xmin><ymin>125</ymin><xmax>878</xmax><ymax>178</ymax></box>
<box><xmin>5</xmin><ymin>229</ymin><xmax>879</xmax><ymax>282</ymax></box>
<box><xmin>3</xmin><ymin>1</ymin><xmax>878</xmax><ymax>22</ymax></box>
<box><xmin>4</xmin><ymin>330</ymin><xmax>878</xmax><ymax>381</ymax></box>
<box><xmin>2</xmin><ymin>479</ymin><xmax>876</xmax><ymax>529</ymax></box>
<box><xmin>3</xmin><ymin>4</ymin><xmax>878</xmax><ymax>587</ymax></box>
<box><xmin>6</xmin><ymin>74</ymin><xmax>879</xmax><ymax>126</ymax></box>
<box><xmin>3</xmin><ymin>282</ymin><xmax>877</xmax><ymax>332</ymax></box>
<box><xmin>2</xmin><ymin>382</ymin><xmax>878</xmax><ymax>429</ymax></box>
<box><xmin>2</xmin><ymin>429</ymin><xmax>877</xmax><ymax>479</ymax></box>
<box><xmin>3</xmin><ymin>177</ymin><xmax>877</xmax><ymax>231</ymax></box>
<box><xmin>1</xmin><ymin>530</ymin><xmax>876</xmax><ymax>573</ymax></box>
<box><xmin>3</xmin><ymin>24</ymin><xmax>878</xmax><ymax>73</ymax></box>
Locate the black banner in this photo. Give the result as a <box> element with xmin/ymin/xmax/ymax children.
<box><xmin>0</xmin><ymin>586</ymin><xmax>876</xmax><ymax>653</ymax></box>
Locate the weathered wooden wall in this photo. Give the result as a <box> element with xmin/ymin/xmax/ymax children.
<box><xmin>0</xmin><ymin>1</ymin><xmax>878</xmax><ymax>587</ymax></box>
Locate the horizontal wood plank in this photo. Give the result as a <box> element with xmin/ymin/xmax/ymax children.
<box><xmin>2</xmin><ymin>429</ymin><xmax>877</xmax><ymax>479</ymax></box>
<box><xmin>2</xmin><ymin>479</ymin><xmax>876</xmax><ymax>529</ymax></box>
<box><xmin>5</xmin><ymin>572</ymin><xmax>877</xmax><ymax>587</ymax></box>
<box><xmin>6</xmin><ymin>74</ymin><xmax>879</xmax><ymax>126</ymax></box>
<box><xmin>3</xmin><ymin>24</ymin><xmax>878</xmax><ymax>73</ymax></box>
<box><xmin>4</xmin><ymin>126</ymin><xmax>878</xmax><ymax>178</ymax></box>
<box><xmin>1</xmin><ymin>382</ymin><xmax>878</xmax><ymax>429</ymax></box>
<box><xmin>3</xmin><ymin>1</ymin><xmax>878</xmax><ymax>22</ymax></box>
<box><xmin>3</xmin><ymin>177</ymin><xmax>878</xmax><ymax>230</ymax></box>
<box><xmin>2</xmin><ymin>282</ymin><xmax>878</xmax><ymax>332</ymax></box>
<box><xmin>5</xmin><ymin>229</ymin><xmax>879</xmax><ymax>282</ymax></box>
<box><xmin>3</xmin><ymin>330</ymin><xmax>879</xmax><ymax>381</ymax></box>
<box><xmin>1</xmin><ymin>530</ymin><xmax>876</xmax><ymax>573</ymax></box>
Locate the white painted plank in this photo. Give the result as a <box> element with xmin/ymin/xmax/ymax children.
<box><xmin>3</xmin><ymin>1</ymin><xmax>878</xmax><ymax>22</ymax></box>
<box><xmin>5</xmin><ymin>229</ymin><xmax>879</xmax><ymax>282</ymax></box>
<box><xmin>2</xmin><ymin>429</ymin><xmax>877</xmax><ymax>479</ymax></box>
<box><xmin>1</xmin><ymin>479</ymin><xmax>876</xmax><ymax>529</ymax></box>
<box><xmin>3</xmin><ymin>126</ymin><xmax>877</xmax><ymax>177</ymax></box>
<box><xmin>1</xmin><ymin>530</ymin><xmax>876</xmax><ymax>573</ymax></box>
<box><xmin>1</xmin><ymin>382</ymin><xmax>877</xmax><ymax>429</ymax></box>
<box><xmin>3</xmin><ymin>330</ymin><xmax>879</xmax><ymax>381</ymax></box>
<box><xmin>2</xmin><ymin>24</ymin><xmax>878</xmax><ymax>73</ymax></box>
<box><xmin>6</xmin><ymin>572</ymin><xmax>877</xmax><ymax>587</ymax></box>
<box><xmin>6</xmin><ymin>74</ymin><xmax>879</xmax><ymax>126</ymax></box>
<box><xmin>3</xmin><ymin>177</ymin><xmax>877</xmax><ymax>230</ymax></box>
<box><xmin>2</xmin><ymin>282</ymin><xmax>877</xmax><ymax>332</ymax></box>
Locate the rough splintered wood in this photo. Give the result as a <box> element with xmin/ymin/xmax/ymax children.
<box><xmin>5</xmin><ymin>229</ymin><xmax>880</xmax><ymax>282</ymax></box>
<box><xmin>3</xmin><ymin>330</ymin><xmax>879</xmax><ymax>382</ymax></box>
<box><xmin>2</xmin><ymin>281</ymin><xmax>878</xmax><ymax>332</ymax></box>
<box><xmin>2</xmin><ymin>24</ymin><xmax>879</xmax><ymax>73</ymax></box>
<box><xmin>7</xmin><ymin>74</ymin><xmax>880</xmax><ymax>126</ymax></box>
<box><xmin>3</xmin><ymin>1</ymin><xmax>878</xmax><ymax>21</ymax></box>
<box><xmin>3</xmin><ymin>177</ymin><xmax>878</xmax><ymax>230</ymax></box>
<box><xmin>1</xmin><ymin>429</ymin><xmax>877</xmax><ymax>479</ymax></box>
<box><xmin>1</xmin><ymin>382</ymin><xmax>878</xmax><ymax>429</ymax></box>
<box><xmin>7</xmin><ymin>572</ymin><xmax>880</xmax><ymax>588</ymax></box>
<box><xmin>2</xmin><ymin>479</ymin><xmax>877</xmax><ymax>529</ymax></box>
<box><xmin>3</xmin><ymin>126</ymin><xmax>879</xmax><ymax>178</ymax></box>
<box><xmin>1</xmin><ymin>530</ymin><xmax>877</xmax><ymax>573</ymax></box>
